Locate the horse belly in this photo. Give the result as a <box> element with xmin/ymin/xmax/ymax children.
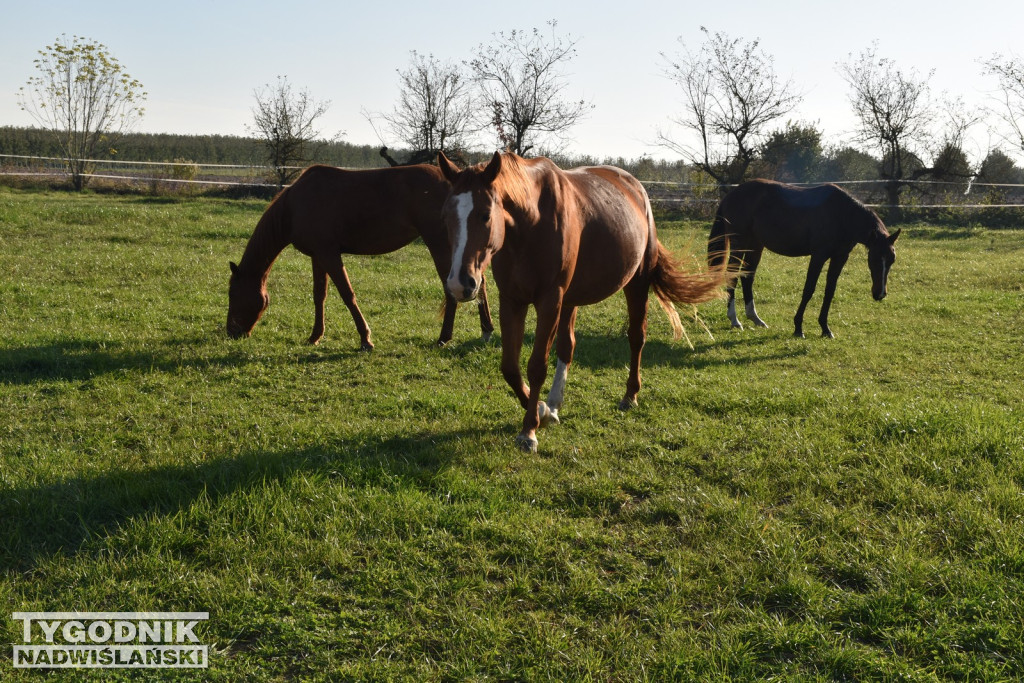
<box><xmin>753</xmin><ymin>223</ymin><xmax>815</xmax><ymax>258</ymax></box>
<box><xmin>291</xmin><ymin>218</ymin><xmax>420</xmax><ymax>256</ymax></box>
<box><xmin>563</xmin><ymin>229</ymin><xmax>644</xmax><ymax>306</ymax></box>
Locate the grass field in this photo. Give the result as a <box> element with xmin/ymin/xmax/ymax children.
<box><xmin>1</xmin><ymin>186</ymin><xmax>1022</xmax><ymax>681</ymax></box>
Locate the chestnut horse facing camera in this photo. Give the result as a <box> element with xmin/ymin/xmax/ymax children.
<box><xmin>226</xmin><ymin>164</ymin><xmax>493</xmax><ymax>349</ymax></box>
<box><xmin>708</xmin><ymin>178</ymin><xmax>900</xmax><ymax>338</ymax></box>
<box><xmin>439</xmin><ymin>151</ymin><xmax>727</xmax><ymax>453</ymax></box>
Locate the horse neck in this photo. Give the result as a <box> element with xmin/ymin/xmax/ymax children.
<box><xmin>858</xmin><ymin>216</ymin><xmax>889</xmax><ymax>247</ymax></box>
<box><xmin>238</xmin><ymin>193</ymin><xmax>291</xmax><ymax>281</ymax></box>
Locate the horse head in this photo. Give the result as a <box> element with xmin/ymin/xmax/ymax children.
<box><xmin>867</xmin><ymin>227</ymin><xmax>900</xmax><ymax>301</ymax></box>
<box><xmin>438</xmin><ymin>151</ymin><xmax>507</xmax><ymax>302</ymax></box>
<box><xmin>226</xmin><ymin>261</ymin><xmax>269</xmax><ymax>338</ymax></box>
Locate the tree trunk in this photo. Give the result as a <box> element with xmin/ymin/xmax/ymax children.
<box><xmin>884</xmin><ymin>180</ymin><xmax>903</xmax><ymax>223</ymax></box>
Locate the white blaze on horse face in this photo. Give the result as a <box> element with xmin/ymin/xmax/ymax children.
<box><xmin>446</xmin><ymin>192</ymin><xmax>474</xmax><ymax>299</ymax></box>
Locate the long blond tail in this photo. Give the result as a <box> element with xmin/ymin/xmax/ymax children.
<box><xmin>650</xmin><ymin>240</ymin><xmax>730</xmax><ymax>345</ymax></box>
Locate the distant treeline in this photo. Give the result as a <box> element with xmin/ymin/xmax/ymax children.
<box><xmin>0</xmin><ymin>126</ymin><xmax>386</xmax><ymax>169</ymax></box>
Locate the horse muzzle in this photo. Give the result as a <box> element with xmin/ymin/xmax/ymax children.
<box><xmin>446</xmin><ymin>269</ymin><xmax>480</xmax><ymax>302</ymax></box>
<box><xmin>226</xmin><ymin>319</ymin><xmax>252</xmax><ymax>338</ymax></box>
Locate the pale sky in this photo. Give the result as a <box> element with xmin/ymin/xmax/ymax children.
<box><xmin>1</xmin><ymin>0</ymin><xmax>1021</xmax><ymax>162</ymax></box>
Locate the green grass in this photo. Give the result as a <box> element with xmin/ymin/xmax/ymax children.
<box><xmin>1</xmin><ymin>186</ymin><xmax>1023</xmax><ymax>681</ymax></box>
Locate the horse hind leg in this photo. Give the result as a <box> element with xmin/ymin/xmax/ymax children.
<box><xmin>711</xmin><ymin>232</ymin><xmax>743</xmax><ymax>329</ymax></box>
<box><xmin>308</xmin><ymin>259</ymin><xmax>328</xmax><ymax>345</ymax></box>
<box><xmin>322</xmin><ymin>254</ymin><xmax>373</xmax><ymax>351</ymax></box>
<box><xmin>620</xmin><ymin>279</ymin><xmax>649</xmax><ymax>411</ymax></box>
<box><xmin>542</xmin><ymin>306</ymin><xmax>578</xmax><ymax>427</ymax></box>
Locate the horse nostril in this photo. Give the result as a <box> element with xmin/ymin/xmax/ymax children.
<box><xmin>460</xmin><ymin>272</ymin><xmax>478</xmax><ymax>293</ymax></box>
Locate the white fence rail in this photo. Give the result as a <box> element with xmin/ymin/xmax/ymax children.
<box><xmin>3</xmin><ymin>154</ymin><xmax>1024</xmax><ymax>210</ymax></box>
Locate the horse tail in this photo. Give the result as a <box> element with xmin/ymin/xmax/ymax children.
<box><xmin>650</xmin><ymin>239</ymin><xmax>730</xmax><ymax>345</ymax></box>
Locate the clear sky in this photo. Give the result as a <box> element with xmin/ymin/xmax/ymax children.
<box><xmin>1</xmin><ymin>0</ymin><xmax>1021</xmax><ymax>162</ymax></box>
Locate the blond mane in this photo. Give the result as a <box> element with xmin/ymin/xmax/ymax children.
<box><xmin>488</xmin><ymin>153</ymin><xmax>542</xmax><ymax>212</ymax></box>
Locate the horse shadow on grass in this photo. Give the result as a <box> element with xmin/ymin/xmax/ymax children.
<box><xmin>0</xmin><ymin>426</ymin><xmax>495</xmax><ymax>572</ymax></box>
<box><xmin>564</xmin><ymin>329</ymin><xmax>808</xmax><ymax>372</ymax></box>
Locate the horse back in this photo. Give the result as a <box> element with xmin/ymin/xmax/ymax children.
<box><xmin>556</xmin><ymin>166</ymin><xmax>654</xmax><ymax>305</ymax></box>
<box><xmin>717</xmin><ymin>179</ymin><xmax>864</xmax><ymax>257</ymax></box>
<box><xmin>286</xmin><ymin>165</ymin><xmax>448</xmax><ymax>256</ymax></box>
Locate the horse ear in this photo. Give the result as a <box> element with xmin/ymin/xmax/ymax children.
<box><xmin>482</xmin><ymin>151</ymin><xmax>502</xmax><ymax>185</ymax></box>
<box><xmin>229</xmin><ymin>261</ymin><xmax>239</xmax><ymax>275</ymax></box>
<box><xmin>888</xmin><ymin>228</ymin><xmax>901</xmax><ymax>244</ymax></box>
<box><xmin>438</xmin><ymin>152</ymin><xmax>460</xmax><ymax>184</ymax></box>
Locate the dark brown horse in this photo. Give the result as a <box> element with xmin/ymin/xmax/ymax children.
<box><xmin>708</xmin><ymin>179</ymin><xmax>900</xmax><ymax>338</ymax></box>
<box><xmin>227</xmin><ymin>164</ymin><xmax>493</xmax><ymax>349</ymax></box>
<box><xmin>439</xmin><ymin>151</ymin><xmax>726</xmax><ymax>453</ymax></box>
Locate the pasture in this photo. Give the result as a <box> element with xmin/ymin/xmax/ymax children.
<box><xmin>1</xmin><ymin>186</ymin><xmax>1022</xmax><ymax>680</ymax></box>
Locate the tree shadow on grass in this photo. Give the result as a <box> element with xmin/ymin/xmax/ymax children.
<box><xmin>0</xmin><ymin>426</ymin><xmax>495</xmax><ymax>572</ymax></box>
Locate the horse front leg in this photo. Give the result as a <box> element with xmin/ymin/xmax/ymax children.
<box><xmin>476</xmin><ymin>275</ymin><xmax>495</xmax><ymax>343</ymax></box>
<box><xmin>515</xmin><ymin>296</ymin><xmax>562</xmax><ymax>453</ymax></box>
<box><xmin>308</xmin><ymin>259</ymin><xmax>328</xmax><ymax>345</ymax></box>
<box><xmin>817</xmin><ymin>252</ymin><xmax>850</xmax><ymax>338</ymax></box>
<box><xmin>437</xmin><ymin>290</ymin><xmax>458</xmax><ymax>347</ymax></box>
<box><xmin>498</xmin><ymin>295</ymin><xmax>530</xmax><ymax>407</ymax></box>
<box><xmin>740</xmin><ymin>248</ymin><xmax>768</xmax><ymax>328</ymax></box>
<box><xmin>726</xmin><ymin>286</ymin><xmax>742</xmax><ymax>329</ymax></box>
<box><xmin>323</xmin><ymin>254</ymin><xmax>373</xmax><ymax>351</ymax></box>
<box><xmin>794</xmin><ymin>253</ymin><xmax>828</xmax><ymax>338</ymax></box>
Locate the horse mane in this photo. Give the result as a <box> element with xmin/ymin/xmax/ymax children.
<box><xmin>828</xmin><ymin>183</ymin><xmax>890</xmax><ymax>241</ymax></box>
<box><xmin>237</xmin><ymin>181</ymin><xmax>293</xmax><ymax>280</ymax></box>
<box><xmin>490</xmin><ymin>153</ymin><xmax>542</xmax><ymax>212</ymax></box>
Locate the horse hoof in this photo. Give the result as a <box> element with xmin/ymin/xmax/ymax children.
<box><xmin>539</xmin><ymin>401</ymin><xmax>560</xmax><ymax>428</ymax></box>
<box><xmin>618</xmin><ymin>397</ymin><xmax>638</xmax><ymax>411</ymax></box>
<box><xmin>794</xmin><ymin>330</ymin><xmax>805</xmax><ymax>339</ymax></box>
<box><xmin>360</xmin><ymin>341</ymin><xmax>374</xmax><ymax>352</ymax></box>
<box><xmin>481</xmin><ymin>331</ymin><xmax>492</xmax><ymax>343</ymax></box>
<box><xmin>822</xmin><ymin>330</ymin><xmax>835</xmax><ymax>339</ymax></box>
<box><xmin>307</xmin><ymin>336</ymin><xmax>322</xmax><ymax>346</ymax></box>
<box><xmin>515</xmin><ymin>433</ymin><xmax>538</xmax><ymax>453</ymax></box>
<box><xmin>754</xmin><ymin>320</ymin><xmax>769</xmax><ymax>329</ymax></box>
<box><xmin>435</xmin><ymin>338</ymin><xmax>449</xmax><ymax>348</ymax></box>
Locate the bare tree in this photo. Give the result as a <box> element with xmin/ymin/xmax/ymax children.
<box><xmin>659</xmin><ymin>27</ymin><xmax>802</xmax><ymax>192</ymax></box>
<box><xmin>17</xmin><ymin>35</ymin><xmax>147</xmax><ymax>191</ymax></box>
<box><xmin>468</xmin><ymin>20</ymin><xmax>593</xmax><ymax>156</ymax></box>
<box><xmin>837</xmin><ymin>43</ymin><xmax>935</xmax><ymax>214</ymax></box>
<box><xmin>927</xmin><ymin>97</ymin><xmax>980</xmax><ymax>195</ymax></box>
<box><xmin>982</xmin><ymin>53</ymin><xmax>1024</xmax><ymax>156</ymax></box>
<box><xmin>249</xmin><ymin>76</ymin><xmax>335</xmax><ymax>188</ymax></box>
<box><xmin>373</xmin><ymin>51</ymin><xmax>475</xmax><ymax>165</ymax></box>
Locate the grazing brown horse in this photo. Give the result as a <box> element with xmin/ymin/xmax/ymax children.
<box><xmin>439</xmin><ymin>151</ymin><xmax>726</xmax><ymax>453</ymax></box>
<box><xmin>709</xmin><ymin>178</ymin><xmax>900</xmax><ymax>338</ymax></box>
<box><xmin>227</xmin><ymin>164</ymin><xmax>493</xmax><ymax>349</ymax></box>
